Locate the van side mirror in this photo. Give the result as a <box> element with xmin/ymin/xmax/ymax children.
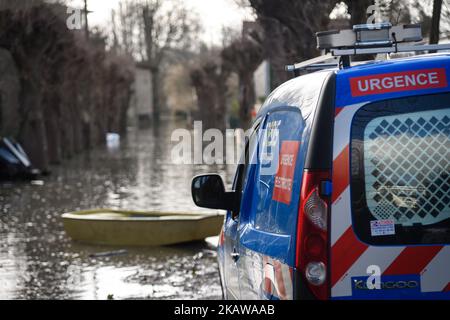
<box><xmin>191</xmin><ymin>174</ymin><xmax>237</xmax><ymax>211</ymax></box>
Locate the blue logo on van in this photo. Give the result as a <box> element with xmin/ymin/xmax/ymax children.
<box><xmin>351</xmin><ymin>275</ymin><xmax>421</xmax><ymax>299</ymax></box>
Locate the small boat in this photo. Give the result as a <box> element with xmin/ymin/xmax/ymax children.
<box><xmin>62</xmin><ymin>209</ymin><xmax>224</xmax><ymax>246</ymax></box>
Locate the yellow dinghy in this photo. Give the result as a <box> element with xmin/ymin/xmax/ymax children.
<box><xmin>61</xmin><ymin>209</ymin><xmax>224</xmax><ymax>246</ymax></box>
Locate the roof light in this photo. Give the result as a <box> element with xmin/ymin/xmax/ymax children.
<box><xmin>354</xmin><ymin>22</ymin><xmax>392</xmax><ymax>47</ymax></box>
<box><xmin>287</xmin><ymin>23</ymin><xmax>450</xmax><ymax>74</ymax></box>
<box><xmin>317</xmin><ymin>23</ymin><xmax>422</xmax><ymax>51</ymax></box>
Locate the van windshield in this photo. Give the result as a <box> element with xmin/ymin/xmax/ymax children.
<box><xmin>350</xmin><ymin>92</ymin><xmax>450</xmax><ymax>245</ymax></box>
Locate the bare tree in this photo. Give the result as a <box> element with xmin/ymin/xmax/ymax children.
<box><xmin>247</xmin><ymin>0</ymin><xmax>404</xmax><ymax>79</ymax></box>
<box><xmin>242</xmin><ymin>0</ymin><xmax>340</xmax><ymax>89</ymax></box>
<box><xmin>141</xmin><ymin>0</ymin><xmax>199</xmax><ymax>120</ymax></box>
<box><xmin>191</xmin><ymin>21</ymin><xmax>264</xmax><ymax>130</ymax></box>
<box><xmin>221</xmin><ymin>23</ymin><xmax>264</xmax><ymax>129</ymax></box>
<box><xmin>115</xmin><ymin>1</ymin><xmax>141</xmax><ymax>57</ymax></box>
<box><xmin>190</xmin><ymin>45</ymin><xmax>233</xmax><ymax>131</ymax></box>
<box><xmin>371</xmin><ymin>0</ymin><xmax>448</xmax><ymax>44</ymax></box>
<box><xmin>248</xmin><ymin>0</ymin><xmax>340</xmax><ymax>60</ymax></box>
<box><xmin>113</xmin><ymin>0</ymin><xmax>199</xmax><ymax>120</ymax></box>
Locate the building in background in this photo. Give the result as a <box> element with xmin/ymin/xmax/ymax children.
<box><xmin>164</xmin><ymin>62</ymin><xmax>197</xmax><ymax>120</ymax></box>
<box><xmin>253</xmin><ymin>59</ymin><xmax>271</xmax><ymax>113</ymax></box>
<box><xmin>129</xmin><ymin>63</ymin><xmax>153</xmax><ymax>127</ymax></box>
<box><xmin>251</xmin><ymin>59</ymin><xmax>271</xmax><ymax>119</ymax></box>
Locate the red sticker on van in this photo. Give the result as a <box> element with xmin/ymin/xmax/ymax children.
<box><xmin>272</xmin><ymin>141</ymin><xmax>300</xmax><ymax>205</ymax></box>
<box><xmin>350</xmin><ymin>68</ymin><xmax>447</xmax><ymax>97</ymax></box>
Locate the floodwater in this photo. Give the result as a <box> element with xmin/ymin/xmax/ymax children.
<box><xmin>0</xmin><ymin>121</ymin><xmax>236</xmax><ymax>300</ymax></box>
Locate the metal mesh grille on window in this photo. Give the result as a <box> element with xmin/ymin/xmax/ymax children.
<box><xmin>364</xmin><ymin>109</ymin><xmax>450</xmax><ymax>226</ymax></box>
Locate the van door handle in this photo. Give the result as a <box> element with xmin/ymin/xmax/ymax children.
<box><xmin>231</xmin><ymin>248</ymin><xmax>240</xmax><ymax>262</ymax></box>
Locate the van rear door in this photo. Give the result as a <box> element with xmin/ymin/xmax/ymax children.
<box><xmin>331</xmin><ymin>91</ymin><xmax>450</xmax><ymax>299</ymax></box>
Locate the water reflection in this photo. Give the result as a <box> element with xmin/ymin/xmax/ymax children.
<box><xmin>0</xmin><ymin>120</ymin><xmax>235</xmax><ymax>299</ymax></box>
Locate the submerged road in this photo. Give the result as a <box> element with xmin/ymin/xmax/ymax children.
<box><xmin>0</xmin><ymin>121</ymin><xmax>235</xmax><ymax>299</ymax></box>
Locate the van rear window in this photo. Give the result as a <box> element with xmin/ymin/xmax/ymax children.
<box><xmin>350</xmin><ymin>93</ymin><xmax>450</xmax><ymax>245</ymax></box>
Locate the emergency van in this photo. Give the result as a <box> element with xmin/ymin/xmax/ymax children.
<box><xmin>191</xmin><ymin>23</ymin><xmax>450</xmax><ymax>300</ymax></box>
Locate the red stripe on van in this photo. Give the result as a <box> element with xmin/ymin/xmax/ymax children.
<box><xmin>331</xmin><ymin>226</ymin><xmax>368</xmax><ymax>287</ymax></box>
<box><xmin>263</xmin><ymin>258</ymin><xmax>273</xmax><ymax>295</ymax></box>
<box><xmin>443</xmin><ymin>283</ymin><xmax>450</xmax><ymax>292</ymax></box>
<box><xmin>332</xmin><ymin>145</ymin><xmax>350</xmax><ymax>203</ymax></box>
<box><xmin>335</xmin><ymin>107</ymin><xmax>344</xmax><ymax>117</ymax></box>
<box><xmin>383</xmin><ymin>246</ymin><xmax>443</xmax><ymax>276</ymax></box>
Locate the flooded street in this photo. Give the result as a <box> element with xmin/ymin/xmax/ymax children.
<box><xmin>0</xmin><ymin>121</ymin><xmax>235</xmax><ymax>299</ymax></box>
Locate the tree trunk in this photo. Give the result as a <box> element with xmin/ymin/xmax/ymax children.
<box><xmin>119</xmin><ymin>90</ymin><xmax>131</xmax><ymax>134</ymax></box>
<box><xmin>215</xmin><ymin>84</ymin><xmax>228</xmax><ymax>131</ymax></box>
<box><xmin>191</xmin><ymin>60</ymin><xmax>230</xmax><ymax>131</ymax></box>
<box><xmin>151</xmin><ymin>68</ymin><xmax>161</xmax><ymax>120</ymax></box>
<box><xmin>84</xmin><ymin>0</ymin><xmax>89</xmax><ymax>39</ymax></box>
<box><xmin>45</xmin><ymin>111</ymin><xmax>62</xmax><ymax>164</ymax></box>
<box><xmin>239</xmin><ymin>72</ymin><xmax>256</xmax><ymax>130</ymax></box>
<box><xmin>430</xmin><ymin>0</ymin><xmax>442</xmax><ymax>49</ymax></box>
<box><xmin>0</xmin><ymin>48</ymin><xmax>21</xmax><ymax>137</ymax></box>
<box><xmin>347</xmin><ymin>0</ymin><xmax>374</xmax><ymax>26</ymax></box>
<box><xmin>346</xmin><ymin>0</ymin><xmax>375</xmax><ymax>61</ymax></box>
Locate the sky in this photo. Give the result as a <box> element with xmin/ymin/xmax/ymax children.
<box><xmin>69</xmin><ymin>0</ymin><xmax>255</xmax><ymax>45</ymax></box>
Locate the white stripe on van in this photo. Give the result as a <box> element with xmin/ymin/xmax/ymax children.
<box><xmin>331</xmin><ymin>246</ymin><xmax>404</xmax><ymax>297</ymax></box>
<box><xmin>333</xmin><ymin>103</ymin><xmax>366</xmax><ymax>160</ymax></box>
<box><xmin>331</xmin><ymin>186</ymin><xmax>352</xmax><ymax>246</ymax></box>
<box><xmin>421</xmin><ymin>246</ymin><xmax>450</xmax><ymax>292</ymax></box>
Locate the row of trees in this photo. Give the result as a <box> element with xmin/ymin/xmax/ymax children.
<box><xmin>0</xmin><ymin>1</ymin><xmax>134</xmax><ymax>170</ymax></box>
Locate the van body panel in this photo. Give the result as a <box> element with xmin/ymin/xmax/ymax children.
<box><xmin>217</xmin><ymin>53</ymin><xmax>450</xmax><ymax>300</ymax></box>
<box><xmin>221</xmin><ymin>71</ymin><xmax>332</xmax><ymax>299</ymax></box>
<box><xmin>331</xmin><ymin>55</ymin><xmax>450</xmax><ymax>300</ymax></box>
<box><xmin>222</xmin><ymin>214</ymin><xmax>241</xmax><ymax>299</ymax></box>
<box><xmin>237</xmin><ymin>246</ymin><xmax>294</xmax><ymax>300</ymax></box>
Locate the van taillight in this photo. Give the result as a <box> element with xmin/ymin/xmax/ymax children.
<box><xmin>296</xmin><ymin>170</ymin><xmax>331</xmax><ymax>300</ymax></box>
